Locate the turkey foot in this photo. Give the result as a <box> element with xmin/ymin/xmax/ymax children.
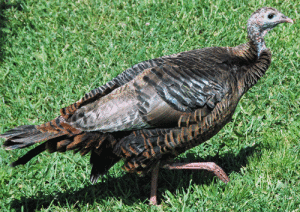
<box><xmin>164</xmin><ymin>162</ymin><xmax>230</xmax><ymax>183</ymax></box>
<box><xmin>149</xmin><ymin>162</ymin><xmax>229</xmax><ymax>205</ymax></box>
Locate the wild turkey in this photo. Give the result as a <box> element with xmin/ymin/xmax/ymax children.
<box><xmin>0</xmin><ymin>7</ymin><xmax>293</xmax><ymax>205</ymax></box>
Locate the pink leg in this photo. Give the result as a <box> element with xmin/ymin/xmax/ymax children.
<box><xmin>150</xmin><ymin>161</ymin><xmax>160</xmax><ymax>205</ymax></box>
<box><xmin>163</xmin><ymin>162</ymin><xmax>230</xmax><ymax>183</ymax></box>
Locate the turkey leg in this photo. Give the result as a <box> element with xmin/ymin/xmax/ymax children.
<box><xmin>149</xmin><ymin>162</ymin><xmax>229</xmax><ymax>205</ymax></box>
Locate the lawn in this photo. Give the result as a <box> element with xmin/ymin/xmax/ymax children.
<box><xmin>0</xmin><ymin>0</ymin><xmax>299</xmax><ymax>211</ymax></box>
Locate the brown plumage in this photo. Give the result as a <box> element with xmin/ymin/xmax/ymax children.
<box><xmin>0</xmin><ymin>7</ymin><xmax>293</xmax><ymax>205</ymax></box>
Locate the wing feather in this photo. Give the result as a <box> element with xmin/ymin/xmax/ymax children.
<box><xmin>65</xmin><ymin>47</ymin><xmax>233</xmax><ymax>132</ymax></box>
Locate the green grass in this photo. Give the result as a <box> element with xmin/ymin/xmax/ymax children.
<box><xmin>0</xmin><ymin>0</ymin><xmax>299</xmax><ymax>211</ymax></box>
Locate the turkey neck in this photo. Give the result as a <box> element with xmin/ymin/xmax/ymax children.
<box><xmin>231</xmin><ymin>40</ymin><xmax>272</xmax><ymax>96</ymax></box>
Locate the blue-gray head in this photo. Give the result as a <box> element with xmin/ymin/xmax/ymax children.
<box><xmin>247</xmin><ymin>7</ymin><xmax>293</xmax><ymax>57</ymax></box>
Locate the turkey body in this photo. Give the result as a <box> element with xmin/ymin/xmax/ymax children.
<box><xmin>2</xmin><ymin>41</ymin><xmax>270</xmax><ymax>177</ymax></box>
<box><xmin>99</xmin><ymin>42</ymin><xmax>269</xmax><ymax>176</ymax></box>
<box><xmin>1</xmin><ymin>6</ymin><xmax>293</xmax><ymax>205</ymax></box>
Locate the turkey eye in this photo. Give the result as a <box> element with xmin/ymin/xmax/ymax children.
<box><xmin>268</xmin><ymin>14</ymin><xmax>274</xmax><ymax>19</ymax></box>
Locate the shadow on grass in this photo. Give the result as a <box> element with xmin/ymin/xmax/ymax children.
<box><xmin>0</xmin><ymin>1</ymin><xmax>22</xmax><ymax>62</ymax></box>
<box><xmin>9</xmin><ymin>143</ymin><xmax>262</xmax><ymax>210</ymax></box>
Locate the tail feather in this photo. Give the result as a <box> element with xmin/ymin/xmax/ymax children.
<box><xmin>1</xmin><ymin>125</ymin><xmax>37</xmax><ymax>139</ymax></box>
<box><xmin>66</xmin><ymin>132</ymin><xmax>107</xmax><ymax>156</ymax></box>
<box><xmin>90</xmin><ymin>146</ymin><xmax>121</xmax><ymax>184</ymax></box>
<box><xmin>1</xmin><ymin>125</ymin><xmax>64</xmax><ymax>150</ymax></box>
<box><xmin>10</xmin><ymin>143</ymin><xmax>47</xmax><ymax>167</ymax></box>
<box><xmin>1</xmin><ymin>119</ymin><xmax>121</xmax><ymax>183</ymax></box>
<box><xmin>55</xmin><ymin>139</ymin><xmax>73</xmax><ymax>152</ymax></box>
<box><xmin>45</xmin><ymin>136</ymin><xmax>71</xmax><ymax>153</ymax></box>
<box><xmin>8</xmin><ymin>135</ymin><xmax>70</xmax><ymax>167</ymax></box>
<box><xmin>1</xmin><ymin>116</ymin><xmax>83</xmax><ymax>151</ymax></box>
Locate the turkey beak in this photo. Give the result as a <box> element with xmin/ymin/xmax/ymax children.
<box><xmin>281</xmin><ymin>16</ymin><xmax>293</xmax><ymax>24</ymax></box>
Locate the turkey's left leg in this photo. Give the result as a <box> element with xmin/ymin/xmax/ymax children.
<box><xmin>163</xmin><ymin>162</ymin><xmax>230</xmax><ymax>183</ymax></box>
<box><xmin>149</xmin><ymin>162</ymin><xmax>229</xmax><ymax>205</ymax></box>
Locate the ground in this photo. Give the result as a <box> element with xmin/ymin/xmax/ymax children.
<box><xmin>0</xmin><ymin>0</ymin><xmax>299</xmax><ymax>211</ymax></box>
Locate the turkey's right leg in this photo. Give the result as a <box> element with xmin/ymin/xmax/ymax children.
<box><xmin>150</xmin><ymin>161</ymin><xmax>160</xmax><ymax>205</ymax></box>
